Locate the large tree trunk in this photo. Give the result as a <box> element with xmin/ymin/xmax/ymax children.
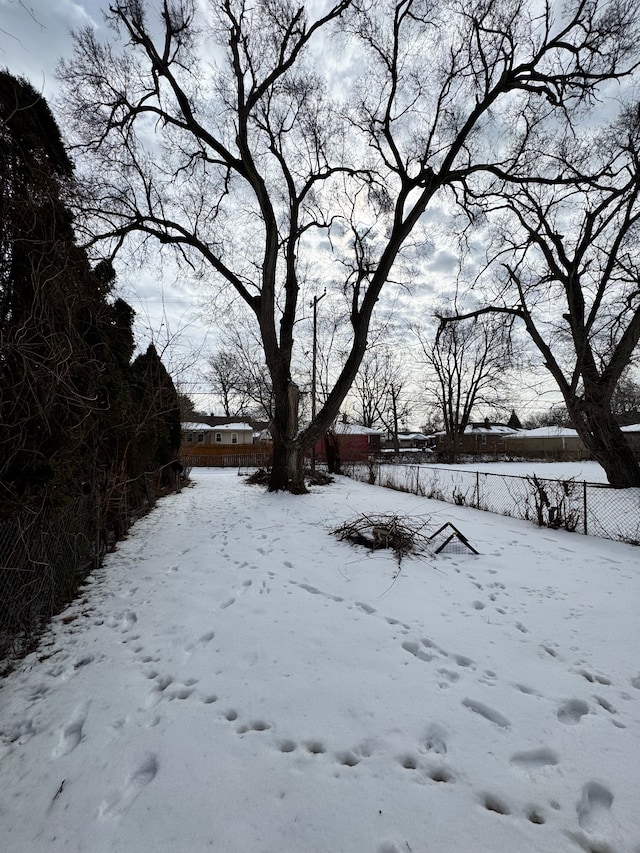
<box><xmin>268</xmin><ymin>379</ymin><xmax>306</xmax><ymax>493</ymax></box>
<box><xmin>568</xmin><ymin>399</ymin><xmax>640</xmax><ymax>486</ymax></box>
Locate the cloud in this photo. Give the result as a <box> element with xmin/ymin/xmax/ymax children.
<box><xmin>426</xmin><ymin>249</ymin><xmax>459</xmax><ymax>275</ymax></box>
<box><xmin>0</xmin><ymin>0</ymin><xmax>100</xmax><ymax>97</ymax></box>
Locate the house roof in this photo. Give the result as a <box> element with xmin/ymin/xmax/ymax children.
<box><xmin>505</xmin><ymin>426</ymin><xmax>578</xmax><ymax>438</ymax></box>
<box><xmin>334</xmin><ymin>422</ymin><xmax>382</xmax><ymax>436</ymax></box>
<box><xmin>621</xmin><ymin>423</ymin><xmax>640</xmax><ymax>433</ymax></box>
<box><xmin>465</xmin><ymin>423</ymin><xmax>519</xmax><ymax>435</ymax></box>
<box><xmin>190</xmin><ymin>415</ymin><xmax>270</xmax><ymax>430</ymax></box>
<box><xmin>182</xmin><ymin>422</ymin><xmax>253</xmax><ymax>432</ymax></box>
<box><xmin>182</xmin><ymin>422</ymin><xmax>215</xmax><ymax>431</ymax></box>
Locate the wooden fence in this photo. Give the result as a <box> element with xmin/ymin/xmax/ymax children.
<box><xmin>180</xmin><ymin>444</ymin><xmax>272</xmax><ymax>468</ymax></box>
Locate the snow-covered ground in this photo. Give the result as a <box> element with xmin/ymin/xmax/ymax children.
<box><xmin>1</xmin><ymin>468</ymin><xmax>639</xmax><ymax>853</ymax></box>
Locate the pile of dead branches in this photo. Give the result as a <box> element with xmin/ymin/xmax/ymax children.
<box><xmin>332</xmin><ymin>513</ymin><xmax>432</xmax><ymax>565</ymax></box>
<box><xmin>245</xmin><ymin>468</ymin><xmax>271</xmax><ymax>485</ymax></box>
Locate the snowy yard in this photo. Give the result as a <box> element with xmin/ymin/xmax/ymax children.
<box><xmin>1</xmin><ymin>468</ymin><xmax>639</xmax><ymax>853</ymax></box>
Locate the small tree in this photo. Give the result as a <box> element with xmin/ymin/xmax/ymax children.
<box><xmin>611</xmin><ymin>369</ymin><xmax>640</xmax><ymax>419</ymax></box>
<box><xmin>207</xmin><ymin>351</ymin><xmax>250</xmax><ymax>418</ymax></box>
<box><xmin>206</xmin><ymin>311</ymin><xmax>274</xmax><ymax>420</ymax></box>
<box><xmin>349</xmin><ymin>347</ymin><xmax>410</xmax><ymax>427</ymax></box>
<box><xmin>417</xmin><ymin>313</ymin><xmax>513</xmax><ymax>440</ymax></box>
<box><xmin>507</xmin><ymin>410</ymin><xmax>523</xmax><ymax>430</ymax></box>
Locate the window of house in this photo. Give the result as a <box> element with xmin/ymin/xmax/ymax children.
<box><xmin>215</xmin><ymin>432</ymin><xmax>222</xmax><ymax>443</ymax></box>
<box><xmin>231</xmin><ymin>433</ymin><xmax>238</xmax><ymax>444</ymax></box>
<box><xmin>197</xmin><ymin>432</ymin><xmax>204</xmax><ymax>443</ymax></box>
<box><xmin>186</xmin><ymin>433</ymin><xmax>193</xmax><ymax>442</ymax></box>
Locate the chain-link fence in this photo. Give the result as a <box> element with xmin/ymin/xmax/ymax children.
<box><xmin>0</xmin><ymin>463</ymin><xmax>183</xmax><ymax>671</ymax></box>
<box><xmin>343</xmin><ymin>461</ymin><xmax>640</xmax><ymax>546</ymax></box>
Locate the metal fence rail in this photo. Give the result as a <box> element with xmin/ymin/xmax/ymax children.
<box><xmin>0</xmin><ymin>463</ymin><xmax>182</xmax><ymax>672</ymax></box>
<box><xmin>343</xmin><ymin>462</ymin><xmax>640</xmax><ymax>546</ymax></box>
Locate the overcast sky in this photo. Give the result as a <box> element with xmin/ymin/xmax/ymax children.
<box><xmin>0</xmin><ymin>0</ymin><xmax>218</xmax><ymax>410</ymax></box>
<box><xmin>0</xmin><ymin>1</ymin><xmax>100</xmax><ymax>97</ymax></box>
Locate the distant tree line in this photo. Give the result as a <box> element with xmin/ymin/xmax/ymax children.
<box><xmin>0</xmin><ymin>71</ymin><xmax>181</xmax><ymax>515</ymax></box>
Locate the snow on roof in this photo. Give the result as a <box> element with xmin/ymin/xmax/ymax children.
<box><xmin>464</xmin><ymin>423</ymin><xmax>519</xmax><ymax>435</ymax></box>
<box><xmin>621</xmin><ymin>423</ymin><xmax>640</xmax><ymax>432</ymax></box>
<box><xmin>505</xmin><ymin>426</ymin><xmax>579</xmax><ymax>438</ymax></box>
<box><xmin>215</xmin><ymin>423</ymin><xmax>254</xmax><ymax>431</ymax></box>
<box><xmin>182</xmin><ymin>422</ymin><xmax>216</xmax><ymax>431</ymax></box>
<box><xmin>334</xmin><ymin>422</ymin><xmax>382</xmax><ymax>435</ymax></box>
<box><xmin>182</xmin><ymin>422</ymin><xmax>254</xmax><ymax>432</ymax></box>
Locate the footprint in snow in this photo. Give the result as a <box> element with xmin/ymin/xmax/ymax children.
<box><xmin>99</xmin><ymin>753</ymin><xmax>159</xmax><ymax>818</ymax></box>
<box><xmin>557</xmin><ymin>698</ymin><xmax>589</xmax><ymax>725</ymax></box>
<box><xmin>436</xmin><ymin>668</ymin><xmax>460</xmax><ymax>687</ymax></box>
<box><xmin>482</xmin><ymin>793</ymin><xmax>511</xmax><ymax>816</ymax></box>
<box><xmin>402</xmin><ymin>640</ymin><xmax>435</xmax><ymax>663</ymax></box>
<box><xmin>462</xmin><ymin>698</ymin><xmax>510</xmax><ymax>729</ymax></box>
<box><xmin>510</xmin><ymin>747</ymin><xmax>559</xmax><ymax>769</ymax></box>
<box><xmin>577</xmin><ymin>781</ymin><xmax>614</xmax><ymax>834</ymax></box>
<box><xmin>541</xmin><ymin>644</ymin><xmax>560</xmax><ymax>658</ymax></box>
<box><xmin>52</xmin><ymin>702</ymin><xmax>89</xmax><ymax>758</ymax></box>
<box><xmin>121</xmin><ymin>611</ymin><xmax>137</xmax><ymax>633</ymax></box>
<box><xmin>594</xmin><ymin>695</ymin><xmax>616</xmax><ymax>715</ymax></box>
<box><xmin>423</xmin><ymin>723</ymin><xmax>448</xmax><ymax>755</ymax></box>
<box><xmin>578</xmin><ymin>669</ymin><xmax>612</xmax><ymax>686</ymax></box>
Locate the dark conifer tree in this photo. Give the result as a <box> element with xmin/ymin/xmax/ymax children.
<box><xmin>507</xmin><ymin>410</ymin><xmax>523</xmax><ymax>430</ymax></box>
<box><xmin>0</xmin><ymin>72</ymin><xmax>178</xmax><ymax>507</ymax></box>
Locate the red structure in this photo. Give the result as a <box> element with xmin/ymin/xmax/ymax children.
<box><xmin>313</xmin><ymin>422</ymin><xmax>382</xmax><ymax>464</ymax></box>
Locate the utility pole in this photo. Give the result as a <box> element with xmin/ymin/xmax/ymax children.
<box><xmin>310</xmin><ymin>289</ymin><xmax>326</xmax><ymax>474</ymax></box>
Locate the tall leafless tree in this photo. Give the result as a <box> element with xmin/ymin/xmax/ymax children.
<box><xmin>207</xmin><ymin>351</ymin><xmax>250</xmax><ymax>418</ymax></box>
<box><xmin>449</xmin><ymin>106</ymin><xmax>640</xmax><ymax>485</ymax></box>
<box><xmin>206</xmin><ymin>307</ymin><xmax>275</xmax><ymax>419</ymax></box>
<box><xmin>349</xmin><ymin>346</ymin><xmax>412</xmax><ymax>450</ymax></box>
<box><xmin>349</xmin><ymin>347</ymin><xmax>394</xmax><ymax>428</ymax></box>
<box><xmin>417</xmin><ymin>313</ymin><xmax>513</xmax><ymax>441</ymax></box>
<box><xmin>59</xmin><ymin>0</ymin><xmax>640</xmax><ymax>491</ymax></box>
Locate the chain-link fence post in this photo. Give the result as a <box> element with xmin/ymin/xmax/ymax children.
<box><xmin>583</xmin><ymin>481</ymin><xmax>588</xmax><ymax>536</ymax></box>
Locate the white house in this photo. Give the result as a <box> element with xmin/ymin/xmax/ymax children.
<box><xmin>181</xmin><ymin>422</ymin><xmax>254</xmax><ymax>447</ymax></box>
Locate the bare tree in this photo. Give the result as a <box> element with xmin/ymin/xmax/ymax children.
<box><xmin>417</xmin><ymin>313</ymin><xmax>512</xmax><ymax>443</ymax></box>
<box><xmin>451</xmin><ymin>107</ymin><xmax>640</xmax><ymax>485</ymax></box>
<box><xmin>349</xmin><ymin>346</ymin><xmax>412</xmax><ymax>450</ymax></box>
<box><xmin>379</xmin><ymin>378</ymin><xmax>413</xmax><ymax>454</ymax></box>
<box><xmin>350</xmin><ymin>348</ymin><xmax>394</xmax><ymax>428</ymax></box>
<box><xmin>524</xmin><ymin>405</ymin><xmax>572</xmax><ymax>429</ymax></box>
<box><xmin>59</xmin><ymin>0</ymin><xmax>640</xmax><ymax>491</ymax></box>
<box><xmin>612</xmin><ymin>369</ymin><xmax>640</xmax><ymax>419</ymax></box>
<box><xmin>207</xmin><ymin>351</ymin><xmax>249</xmax><ymax>418</ymax></box>
<box><xmin>207</xmin><ymin>310</ymin><xmax>274</xmax><ymax>419</ymax></box>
